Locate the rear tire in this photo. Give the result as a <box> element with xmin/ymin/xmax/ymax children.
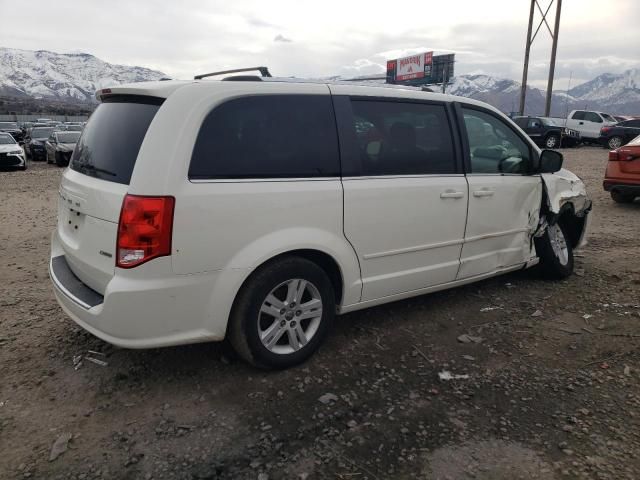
<box><xmin>228</xmin><ymin>256</ymin><xmax>335</xmax><ymax>369</ymax></box>
<box><xmin>535</xmin><ymin>222</ymin><xmax>574</xmax><ymax>279</ymax></box>
<box><xmin>607</xmin><ymin>136</ymin><xmax>623</xmax><ymax>150</ymax></box>
<box><xmin>545</xmin><ymin>134</ymin><xmax>560</xmax><ymax>149</ymax></box>
<box><xmin>611</xmin><ymin>190</ymin><xmax>635</xmax><ymax>203</ymax></box>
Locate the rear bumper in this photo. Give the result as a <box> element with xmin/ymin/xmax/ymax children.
<box><xmin>603</xmin><ymin>179</ymin><xmax>640</xmax><ymax>193</ymax></box>
<box><xmin>50</xmin><ymin>231</ymin><xmax>246</xmax><ymax>348</ymax></box>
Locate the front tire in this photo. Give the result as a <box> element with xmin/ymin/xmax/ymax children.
<box><xmin>545</xmin><ymin>134</ymin><xmax>560</xmax><ymax>149</ymax></box>
<box><xmin>535</xmin><ymin>222</ymin><xmax>574</xmax><ymax>279</ymax></box>
<box><xmin>228</xmin><ymin>257</ymin><xmax>335</xmax><ymax>369</ymax></box>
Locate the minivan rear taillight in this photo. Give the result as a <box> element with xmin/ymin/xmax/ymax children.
<box><xmin>117</xmin><ymin>195</ymin><xmax>175</xmax><ymax>268</ymax></box>
<box><xmin>608</xmin><ymin>150</ymin><xmax>620</xmax><ymax>161</ymax></box>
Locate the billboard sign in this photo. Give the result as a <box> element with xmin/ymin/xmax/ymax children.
<box><xmin>387</xmin><ymin>52</ymin><xmax>433</xmax><ymax>82</ymax></box>
<box><xmin>386</xmin><ymin>52</ymin><xmax>454</xmax><ymax>86</ymax></box>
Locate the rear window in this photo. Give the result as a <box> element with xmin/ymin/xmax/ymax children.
<box><xmin>31</xmin><ymin>127</ymin><xmax>54</xmax><ymax>139</ymax></box>
<box><xmin>70</xmin><ymin>96</ymin><xmax>162</xmax><ymax>184</ymax></box>
<box><xmin>56</xmin><ymin>132</ymin><xmax>81</xmax><ymax>143</ymax></box>
<box><xmin>189</xmin><ymin>95</ymin><xmax>340</xmax><ymax>179</ymax></box>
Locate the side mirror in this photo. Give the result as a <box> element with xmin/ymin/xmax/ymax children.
<box><xmin>539</xmin><ymin>149</ymin><xmax>563</xmax><ymax>173</ymax></box>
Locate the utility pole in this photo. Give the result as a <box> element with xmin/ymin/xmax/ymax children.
<box><xmin>545</xmin><ymin>0</ymin><xmax>562</xmax><ymax>116</ymax></box>
<box><xmin>519</xmin><ymin>0</ymin><xmax>563</xmax><ymax>116</ymax></box>
<box><xmin>519</xmin><ymin>0</ymin><xmax>535</xmax><ymax>115</ymax></box>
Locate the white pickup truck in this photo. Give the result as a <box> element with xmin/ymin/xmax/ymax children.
<box><xmin>551</xmin><ymin>110</ymin><xmax>618</xmax><ymax>142</ymax></box>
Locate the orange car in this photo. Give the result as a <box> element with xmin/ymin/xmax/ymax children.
<box><xmin>604</xmin><ymin>134</ymin><xmax>640</xmax><ymax>203</ymax></box>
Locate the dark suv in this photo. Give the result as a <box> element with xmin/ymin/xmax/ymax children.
<box><xmin>598</xmin><ymin>119</ymin><xmax>640</xmax><ymax>150</ymax></box>
<box><xmin>0</xmin><ymin>122</ymin><xmax>25</xmax><ymax>144</ymax></box>
<box><xmin>513</xmin><ymin>116</ymin><xmax>580</xmax><ymax>149</ymax></box>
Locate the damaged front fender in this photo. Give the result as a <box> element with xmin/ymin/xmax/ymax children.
<box><xmin>541</xmin><ymin>168</ymin><xmax>592</xmax><ymax>248</ymax></box>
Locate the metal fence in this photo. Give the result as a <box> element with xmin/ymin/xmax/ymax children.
<box><xmin>0</xmin><ymin>114</ymin><xmax>90</xmax><ymax>123</ymax></box>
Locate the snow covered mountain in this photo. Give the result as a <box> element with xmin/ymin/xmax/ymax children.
<box><xmin>567</xmin><ymin>69</ymin><xmax>640</xmax><ymax>108</ymax></box>
<box><xmin>0</xmin><ymin>47</ymin><xmax>166</xmax><ymax>102</ymax></box>
<box><xmin>1</xmin><ymin>46</ymin><xmax>639</xmax><ymax>115</ymax></box>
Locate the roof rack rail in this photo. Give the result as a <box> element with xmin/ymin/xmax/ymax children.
<box><xmin>194</xmin><ymin>67</ymin><xmax>272</xmax><ymax>80</ymax></box>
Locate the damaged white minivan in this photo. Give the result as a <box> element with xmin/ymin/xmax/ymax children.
<box><xmin>50</xmin><ymin>69</ymin><xmax>591</xmax><ymax>368</ymax></box>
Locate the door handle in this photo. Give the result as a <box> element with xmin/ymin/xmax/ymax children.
<box><xmin>440</xmin><ymin>190</ymin><xmax>465</xmax><ymax>199</ymax></box>
<box><xmin>473</xmin><ymin>189</ymin><xmax>495</xmax><ymax>198</ymax></box>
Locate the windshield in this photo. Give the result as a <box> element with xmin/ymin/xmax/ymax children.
<box><xmin>65</xmin><ymin>125</ymin><xmax>83</xmax><ymax>131</ymax></box>
<box><xmin>629</xmin><ymin>135</ymin><xmax>640</xmax><ymax>146</ymax></box>
<box><xmin>601</xmin><ymin>113</ymin><xmax>616</xmax><ymax>122</ymax></box>
<box><xmin>0</xmin><ymin>134</ymin><xmax>17</xmax><ymax>144</ymax></box>
<box><xmin>56</xmin><ymin>132</ymin><xmax>81</xmax><ymax>143</ymax></box>
<box><xmin>31</xmin><ymin>127</ymin><xmax>55</xmax><ymax>139</ymax></box>
<box><xmin>70</xmin><ymin>97</ymin><xmax>162</xmax><ymax>184</ymax></box>
<box><xmin>541</xmin><ymin>118</ymin><xmax>558</xmax><ymax>127</ymax></box>
<box><xmin>0</xmin><ymin>122</ymin><xmax>18</xmax><ymax>129</ymax></box>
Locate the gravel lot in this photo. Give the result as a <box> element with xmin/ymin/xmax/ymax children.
<box><xmin>1</xmin><ymin>147</ymin><xmax>639</xmax><ymax>480</ymax></box>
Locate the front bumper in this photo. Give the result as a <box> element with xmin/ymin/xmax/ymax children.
<box><xmin>49</xmin><ymin>231</ymin><xmax>240</xmax><ymax>348</ymax></box>
<box><xmin>0</xmin><ymin>151</ymin><xmax>26</xmax><ymax>167</ymax></box>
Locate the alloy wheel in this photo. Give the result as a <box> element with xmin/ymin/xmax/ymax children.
<box><xmin>548</xmin><ymin>224</ymin><xmax>569</xmax><ymax>266</ymax></box>
<box><xmin>257</xmin><ymin>279</ymin><xmax>323</xmax><ymax>355</ymax></box>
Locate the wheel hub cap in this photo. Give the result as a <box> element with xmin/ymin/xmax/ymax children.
<box><xmin>548</xmin><ymin>224</ymin><xmax>569</xmax><ymax>266</ymax></box>
<box><xmin>257</xmin><ymin>279</ymin><xmax>323</xmax><ymax>355</ymax></box>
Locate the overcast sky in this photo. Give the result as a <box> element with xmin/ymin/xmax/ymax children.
<box><xmin>3</xmin><ymin>0</ymin><xmax>639</xmax><ymax>88</ymax></box>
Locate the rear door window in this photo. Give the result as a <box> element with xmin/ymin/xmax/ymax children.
<box><xmin>70</xmin><ymin>96</ymin><xmax>162</xmax><ymax>185</ymax></box>
<box><xmin>189</xmin><ymin>95</ymin><xmax>340</xmax><ymax>179</ymax></box>
<box><xmin>347</xmin><ymin>100</ymin><xmax>456</xmax><ymax>175</ymax></box>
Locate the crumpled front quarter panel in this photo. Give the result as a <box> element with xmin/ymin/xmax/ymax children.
<box><xmin>541</xmin><ymin>168</ymin><xmax>591</xmax><ymax>215</ymax></box>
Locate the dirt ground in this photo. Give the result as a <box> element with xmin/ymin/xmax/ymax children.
<box><xmin>1</xmin><ymin>147</ymin><xmax>639</xmax><ymax>480</ymax></box>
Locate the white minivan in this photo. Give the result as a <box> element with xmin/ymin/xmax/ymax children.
<box><xmin>50</xmin><ymin>71</ymin><xmax>591</xmax><ymax>368</ymax></box>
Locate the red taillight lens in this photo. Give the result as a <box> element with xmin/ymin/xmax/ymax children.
<box><xmin>608</xmin><ymin>150</ymin><xmax>619</xmax><ymax>161</ymax></box>
<box><xmin>117</xmin><ymin>195</ymin><xmax>175</xmax><ymax>268</ymax></box>
<box><xmin>601</xmin><ymin>127</ymin><xmax>612</xmax><ymax>135</ymax></box>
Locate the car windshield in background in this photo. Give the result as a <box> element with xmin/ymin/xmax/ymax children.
<box><xmin>602</xmin><ymin>113</ymin><xmax>616</xmax><ymax>122</ymax></box>
<box><xmin>541</xmin><ymin>118</ymin><xmax>558</xmax><ymax>126</ymax></box>
<box><xmin>31</xmin><ymin>127</ymin><xmax>55</xmax><ymax>139</ymax></box>
<box><xmin>0</xmin><ymin>122</ymin><xmax>19</xmax><ymax>129</ymax></box>
<box><xmin>0</xmin><ymin>134</ymin><xmax>17</xmax><ymax>144</ymax></box>
<box><xmin>65</xmin><ymin>125</ymin><xmax>83</xmax><ymax>131</ymax></box>
<box><xmin>56</xmin><ymin>132</ymin><xmax>81</xmax><ymax>143</ymax></box>
<box><xmin>70</xmin><ymin>97</ymin><xmax>162</xmax><ymax>184</ymax></box>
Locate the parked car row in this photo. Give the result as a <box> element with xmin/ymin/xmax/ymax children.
<box><xmin>512</xmin><ymin>110</ymin><xmax>640</xmax><ymax>150</ymax></box>
<box><xmin>24</xmin><ymin>122</ymin><xmax>84</xmax><ymax>166</ymax></box>
<box><xmin>0</xmin><ymin>132</ymin><xmax>27</xmax><ymax>170</ymax></box>
<box><xmin>0</xmin><ymin>119</ymin><xmax>85</xmax><ymax>171</ymax></box>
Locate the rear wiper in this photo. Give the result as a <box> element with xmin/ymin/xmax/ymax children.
<box><xmin>75</xmin><ymin>164</ymin><xmax>117</xmax><ymax>177</ymax></box>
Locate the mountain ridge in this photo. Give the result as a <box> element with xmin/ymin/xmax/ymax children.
<box><xmin>1</xmin><ymin>47</ymin><xmax>639</xmax><ymax>115</ymax></box>
<box><xmin>0</xmin><ymin>47</ymin><xmax>166</xmax><ymax>102</ymax></box>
